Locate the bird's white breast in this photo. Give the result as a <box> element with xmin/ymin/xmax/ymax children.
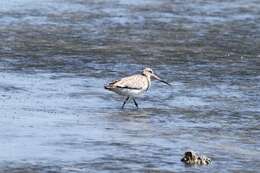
<box><xmin>114</xmin><ymin>88</ymin><xmax>146</xmax><ymax>97</ymax></box>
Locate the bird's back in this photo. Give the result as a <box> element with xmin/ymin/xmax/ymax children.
<box><xmin>105</xmin><ymin>74</ymin><xmax>150</xmax><ymax>92</ymax></box>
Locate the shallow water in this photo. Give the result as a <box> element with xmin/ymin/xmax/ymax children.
<box><xmin>0</xmin><ymin>0</ymin><xmax>260</xmax><ymax>172</ymax></box>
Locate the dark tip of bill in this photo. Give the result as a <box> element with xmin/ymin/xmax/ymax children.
<box><xmin>160</xmin><ymin>80</ymin><xmax>171</xmax><ymax>86</ymax></box>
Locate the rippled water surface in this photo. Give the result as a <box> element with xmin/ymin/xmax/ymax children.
<box><xmin>0</xmin><ymin>0</ymin><xmax>260</xmax><ymax>172</ymax></box>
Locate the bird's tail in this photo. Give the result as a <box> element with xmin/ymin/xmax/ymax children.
<box><xmin>104</xmin><ymin>84</ymin><xmax>112</xmax><ymax>90</ymax></box>
<box><xmin>104</xmin><ymin>80</ymin><xmax>119</xmax><ymax>90</ymax></box>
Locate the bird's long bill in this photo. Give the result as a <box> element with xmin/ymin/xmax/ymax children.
<box><xmin>152</xmin><ymin>74</ymin><xmax>171</xmax><ymax>86</ymax></box>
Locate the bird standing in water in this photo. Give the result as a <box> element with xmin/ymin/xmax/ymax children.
<box><xmin>104</xmin><ymin>68</ymin><xmax>171</xmax><ymax>109</ymax></box>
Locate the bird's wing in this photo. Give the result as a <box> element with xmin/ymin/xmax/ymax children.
<box><xmin>111</xmin><ymin>74</ymin><xmax>147</xmax><ymax>90</ymax></box>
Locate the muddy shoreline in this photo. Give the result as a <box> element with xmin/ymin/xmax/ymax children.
<box><xmin>0</xmin><ymin>0</ymin><xmax>260</xmax><ymax>172</ymax></box>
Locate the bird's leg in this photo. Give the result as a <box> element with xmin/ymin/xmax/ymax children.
<box><xmin>121</xmin><ymin>96</ymin><xmax>130</xmax><ymax>109</ymax></box>
<box><xmin>132</xmin><ymin>98</ymin><xmax>139</xmax><ymax>109</ymax></box>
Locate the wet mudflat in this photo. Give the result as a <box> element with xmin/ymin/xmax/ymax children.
<box><xmin>0</xmin><ymin>0</ymin><xmax>260</xmax><ymax>172</ymax></box>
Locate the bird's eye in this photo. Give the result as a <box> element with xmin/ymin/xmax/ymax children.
<box><xmin>148</xmin><ymin>70</ymin><xmax>153</xmax><ymax>73</ymax></box>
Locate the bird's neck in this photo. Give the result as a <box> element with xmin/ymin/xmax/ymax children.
<box><xmin>142</xmin><ymin>73</ymin><xmax>151</xmax><ymax>90</ymax></box>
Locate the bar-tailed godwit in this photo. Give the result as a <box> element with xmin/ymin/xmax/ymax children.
<box><xmin>104</xmin><ymin>68</ymin><xmax>171</xmax><ymax>109</ymax></box>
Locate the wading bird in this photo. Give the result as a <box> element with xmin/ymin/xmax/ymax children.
<box><xmin>104</xmin><ymin>68</ymin><xmax>171</xmax><ymax>109</ymax></box>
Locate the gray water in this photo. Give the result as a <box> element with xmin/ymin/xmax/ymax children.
<box><xmin>0</xmin><ymin>0</ymin><xmax>260</xmax><ymax>172</ymax></box>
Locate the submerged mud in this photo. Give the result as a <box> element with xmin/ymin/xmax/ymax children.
<box><xmin>0</xmin><ymin>0</ymin><xmax>260</xmax><ymax>172</ymax></box>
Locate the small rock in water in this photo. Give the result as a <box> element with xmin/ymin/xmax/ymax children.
<box><xmin>181</xmin><ymin>150</ymin><xmax>211</xmax><ymax>165</ymax></box>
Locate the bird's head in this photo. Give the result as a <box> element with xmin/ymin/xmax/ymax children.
<box><xmin>143</xmin><ymin>68</ymin><xmax>171</xmax><ymax>86</ymax></box>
